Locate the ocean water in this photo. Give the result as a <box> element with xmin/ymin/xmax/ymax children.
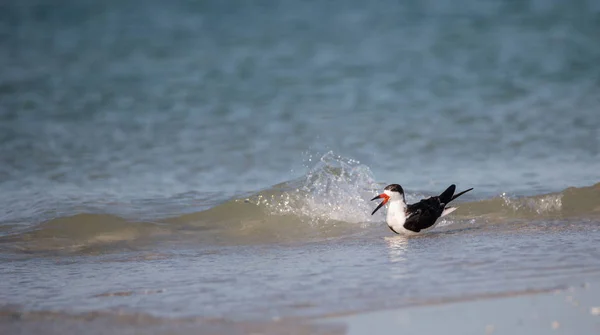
<box><xmin>1</xmin><ymin>0</ymin><xmax>600</xmax><ymax>332</ymax></box>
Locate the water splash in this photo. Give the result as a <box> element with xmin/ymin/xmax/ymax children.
<box><xmin>500</xmin><ymin>193</ymin><xmax>563</xmax><ymax>215</ymax></box>
<box><xmin>251</xmin><ymin>152</ymin><xmax>381</xmax><ymax>225</ymax></box>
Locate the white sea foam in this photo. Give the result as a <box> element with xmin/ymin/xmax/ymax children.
<box><xmin>253</xmin><ymin>152</ymin><xmax>383</xmax><ymax>225</ymax></box>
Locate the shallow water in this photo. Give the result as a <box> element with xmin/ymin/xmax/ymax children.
<box><xmin>3</xmin><ymin>213</ymin><xmax>600</xmax><ymax>321</ymax></box>
<box><xmin>1</xmin><ymin>0</ymin><xmax>600</xmax><ymax>331</ymax></box>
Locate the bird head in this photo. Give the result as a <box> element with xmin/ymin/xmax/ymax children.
<box><xmin>370</xmin><ymin>184</ymin><xmax>405</xmax><ymax>215</ymax></box>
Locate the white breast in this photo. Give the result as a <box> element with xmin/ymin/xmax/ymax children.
<box><xmin>386</xmin><ymin>201</ymin><xmax>416</xmax><ymax>235</ymax></box>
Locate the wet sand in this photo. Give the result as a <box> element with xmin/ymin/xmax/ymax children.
<box><xmin>3</xmin><ymin>281</ymin><xmax>599</xmax><ymax>335</ymax></box>
<box><xmin>322</xmin><ymin>283</ymin><xmax>600</xmax><ymax>335</ymax></box>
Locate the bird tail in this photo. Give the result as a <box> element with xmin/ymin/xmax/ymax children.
<box><xmin>439</xmin><ymin>185</ymin><xmax>474</xmax><ymax>205</ymax></box>
<box><xmin>438</xmin><ymin>184</ymin><xmax>456</xmax><ymax>204</ymax></box>
<box><xmin>451</xmin><ymin>187</ymin><xmax>474</xmax><ymax>201</ymax></box>
<box><xmin>439</xmin><ymin>185</ymin><xmax>473</xmax><ymax>218</ymax></box>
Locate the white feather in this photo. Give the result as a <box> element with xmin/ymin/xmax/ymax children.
<box><xmin>383</xmin><ymin>190</ymin><xmax>457</xmax><ymax>235</ymax></box>
<box><xmin>441</xmin><ymin>207</ymin><xmax>457</xmax><ymax>217</ymax></box>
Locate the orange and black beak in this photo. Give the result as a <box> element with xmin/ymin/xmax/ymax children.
<box><xmin>370</xmin><ymin>193</ymin><xmax>390</xmax><ymax>215</ymax></box>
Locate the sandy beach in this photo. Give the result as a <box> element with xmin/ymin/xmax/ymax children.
<box><xmin>3</xmin><ymin>279</ymin><xmax>599</xmax><ymax>334</ymax></box>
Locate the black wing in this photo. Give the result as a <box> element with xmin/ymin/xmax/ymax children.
<box><xmin>403</xmin><ymin>197</ymin><xmax>445</xmax><ymax>232</ymax></box>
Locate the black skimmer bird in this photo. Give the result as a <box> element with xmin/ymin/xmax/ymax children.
<box><xmin>371</xmin><ymin>184</ymin><xmax>473</xmax><ymax>235</ymax></box>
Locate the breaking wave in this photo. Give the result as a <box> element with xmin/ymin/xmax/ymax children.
<box><xmin>456</xmin><ymin>183</ymin><xmax>600</xmax><ymax>222</ymax></box>
<box><xmin>1</xmin><ymin>152</ymin><xmax>599</xmax><ymax>254</ymax></box>
<box><xmin>245</xmin><ymin>152</ymin><xmax>381</xmax><ymax>224</ymax></box>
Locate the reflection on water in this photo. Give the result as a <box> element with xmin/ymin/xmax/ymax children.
<box><xmin>385</xmin><ymin>236</ymin><xmax>410</xmax><ymax>280</ymax></box>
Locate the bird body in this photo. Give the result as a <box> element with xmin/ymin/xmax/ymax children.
<box><xmin>371</xmin><ymin>184</ymin><xmax>473</xmax><ymax>235</ymax></box>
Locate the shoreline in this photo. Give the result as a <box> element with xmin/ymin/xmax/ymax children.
<box><xmin>320</xmin><ymin>282</ymin><xmax>600</xmax><ymax>334</ymax></box>
<box><xmin>3</xmin><ymin>282</ymin><xmax>599</xmax><ymax>335</ymax></box>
